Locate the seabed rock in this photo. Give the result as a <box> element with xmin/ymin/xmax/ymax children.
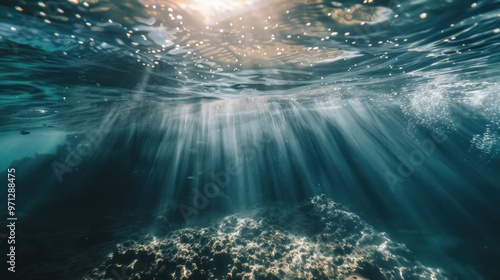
<box><xmin>84</xmin><ymin>195</ymin><xmax>449</xmax><ymax>280</ymax></box>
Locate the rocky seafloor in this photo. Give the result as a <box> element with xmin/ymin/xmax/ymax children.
<box><xmin>81</xmin><ymin>195</ymin><xmax>448</xmax><ymax>280</ymax></box>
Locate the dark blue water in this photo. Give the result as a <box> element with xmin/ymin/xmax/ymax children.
<box><xmin>1</xmin><ymin>0</ymin><xmax>499</xmax><ymax>279</ymax></box>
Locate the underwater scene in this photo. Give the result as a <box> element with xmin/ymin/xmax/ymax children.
<box><xmin>0</xmin><ymin>0</ymin><xmax>499</xmax><ymax>279</ymax></box>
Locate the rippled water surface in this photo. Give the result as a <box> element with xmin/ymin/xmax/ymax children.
<box><xmin>1</xmin><ymin>0</ymin><xmax>499</xmax><ymax>279</ymax></box>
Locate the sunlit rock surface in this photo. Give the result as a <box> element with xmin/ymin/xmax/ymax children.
<box><xmin>81</xmin><ymin>195</ymin><xmax>447</xmax><ymax>280</ymax></box>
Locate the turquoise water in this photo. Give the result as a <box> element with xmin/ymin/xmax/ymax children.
<box><xmin>1</xmin><ymin>0</ymin><xmax>499</xmax><ymax>279</ymax></box>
